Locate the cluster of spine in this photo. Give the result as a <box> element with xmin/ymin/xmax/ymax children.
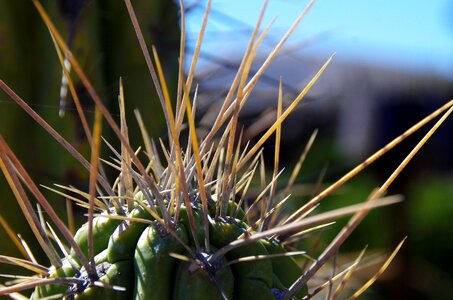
<box><xmin>1</xmin><ymin>0</ymin><xmax>452</xmax><ymax>299</ymax></box>
<box><xmin>2</xmin><ymin>0</ymin><xmax>322</xmax><ymax>297</ymax></box>
<box><xmin>2</xmin><ymin>1</ymin><xmax>324</xmax><ymax>298</ymax></box>
<box><xmin>33</xmin><ymin>195</ymin><xmax>307</xmax><ymax>299</ymax></box>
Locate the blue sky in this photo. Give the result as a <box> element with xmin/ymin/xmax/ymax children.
<box><xmin>185</xmin><ymin>0</ymin><xmax>453</xmax><ymax>79</ymax></box>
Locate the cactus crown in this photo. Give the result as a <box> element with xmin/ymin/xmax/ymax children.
<box><xmin>1</xmin><ymin>0</ymin><xmax>452</xmax><ymax>299</ymax></box>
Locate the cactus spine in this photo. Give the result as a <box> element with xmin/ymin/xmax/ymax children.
<box><xmin>1</xmin><ymin>0</ymin><xmax>452</xmax><ymax>299</ymax></box>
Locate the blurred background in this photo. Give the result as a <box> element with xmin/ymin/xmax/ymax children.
<box><xmin>1</xmin><ymin>0</ymin><xmax>453</xmax><ymax>299</ymax></box>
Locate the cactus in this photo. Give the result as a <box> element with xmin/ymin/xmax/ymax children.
<box><xmin>1</xmin><ymin>0</ymin><xmax>453</xmax><ymax>299</ymax></box>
